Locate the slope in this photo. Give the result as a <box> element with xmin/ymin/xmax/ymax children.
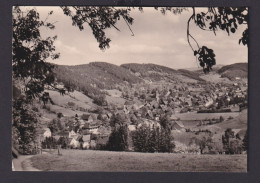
<box><xmin>217</xmin><ymin>63</ymin><xmax>248</xmax><ymax>80</ymax></box>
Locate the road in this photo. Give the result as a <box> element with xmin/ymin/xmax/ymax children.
<box><xmin>12</xmin><ymin>155</ymin><xmax>40</xmax><ymax>171</ymax></box>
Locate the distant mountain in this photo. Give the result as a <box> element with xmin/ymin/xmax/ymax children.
<box><xmin>217</xmin><ymin>63</ymin><xmax>248</xmax><ymax>80</ymax></box>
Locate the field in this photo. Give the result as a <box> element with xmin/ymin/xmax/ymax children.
<box><xmin>175</xmin><ymin>112</ymin><xmax>240</xmax><ymax>121</ymax></box>
<box><xmin>30</xmin><ymin>150</ymin><xmax>247</xmax><ymax>172</ymax></box>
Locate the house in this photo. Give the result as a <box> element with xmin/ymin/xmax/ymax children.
<box><xmin>57</xmin><ymin>131</ymin><xmax>69</xmax><ymax>137</ymax></box>
<box><xmin>81</xmin><ymin>114</ymin><xmax>94</xmax><ymax>122</ymax></box>
<box><xmin>82</xmin><ymin>135</ymin><xmax>91</xmax><ymax>149</ymax></box>
<box><xmin>69</xmin><ymin>138</ymin><xmax>79</xmax><ymax>149</ymax></box>
<box><xmin>69</xmin><ymin>130</ymin><xmax>77</xmax><ymax>139</ymax></box>
<box><xmin>90</xmin><ymin>140</ymin><xmax>97</xmax><ymax>148</ymax></box>
<box><xmin>82</xmin><ymin>134</ymin><xmax>91</xmax><ymax>142</ymax></box>
<box><xmin>43</xmin><ymin>128</ymin><xmax>52</xmax><ymax>138</ymax></box>
<box><xmin>170</xmin><ymin>114</ymin><xmax>179</xmax><ymax>121</ymax></box>
<box><xmin>172</xmin><ymin>121</ymin><xmax>185</xmax><ymax>131</ymax></box>
<box><xmin>128</xmin><ymin>125</ymin><xmax>136</xmax><ymax>132</ymax></box>
<box><xmin>53</xmin><ymin>135</ymin><xmax>61</xmax><ymax>141</ymax></box>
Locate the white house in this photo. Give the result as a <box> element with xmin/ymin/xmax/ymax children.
<box><xmin>69</xmin><ymin>130</ymin><xmax>78</xmax><ymax>138</ymax></box>
<box><xmin>69</xmin><ymin>138</ymin><xmax>79</xmax><ymax>148</ymax></box>
<box><xmin>43</xmin><ymin>128</ymin><xmax>52</xmax><ymax>138</ymax></box>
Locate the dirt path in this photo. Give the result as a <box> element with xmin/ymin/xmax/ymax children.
<box><xmin>13</xmin><ymin>155</ymin><xmax>40</xmax><ymax>171</ymax></box>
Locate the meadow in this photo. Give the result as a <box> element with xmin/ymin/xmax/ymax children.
<box><xmin>175</xmin><ymin>111</ymin><xmax>240</xmax><ymax>121</ymax></box>
<box><xmin>30</xmin><ymin>149</ymin><xmax>247</xmax><ymax>172</ymax></box>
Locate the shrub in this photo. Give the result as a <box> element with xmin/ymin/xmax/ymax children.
<box><xmin>57</xmin><ymin>112</ymin><xmax>63</xmax><ymax>118</ymax></box>
<box><xmin>219</xmin><ymin>116</ymin><xmax>224</xmax><ymax>122</ymax></box>
<box><xmin>93</xmin><ymin>94</ymin><xmax>107</xmax><ymax>106</ymax></box>
<box><xmin>41</xmin><ymin>137</ymin><xmax>57</xmax><ymax>149</ymax></box>
<box><xmin>68</xmin><ymin>102</ymin><xmax>75</xmax><ymax>107</ymax></box>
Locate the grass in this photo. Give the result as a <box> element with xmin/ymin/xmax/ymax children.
<box><xmin>30</xmin><ymin>150</ymin><xmax>247</xmax><ymax>172</ymax></box>
<box><xmin>175</xmin><ymin>112</ymin><xmax>240</xmax><ymax>121</ymax></box>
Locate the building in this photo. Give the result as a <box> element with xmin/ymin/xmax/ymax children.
<box><xmin>43</xmin><ymin>128</ymin><xmax>52</xmax><ymax>138</ymax></box>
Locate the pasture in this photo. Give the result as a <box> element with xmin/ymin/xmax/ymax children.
<box><xmin>175</xmin><ymin>112</ymin><xmax>240</xmax><ymax>121</ymax></box>
<box><xmin>30</xmin><ymin>150</ymin><xmax>247</xmax><ymax>172</ymax></box>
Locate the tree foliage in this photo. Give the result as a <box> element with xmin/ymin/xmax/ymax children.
<box><xmin>12</xmin><ymin>6</ymin><xmax>60</xmax><ymax>100</ymax></box>
<box><xmin>61</xmin><ymin>6</ymin><xmax>134</xmax><ymax>50</ymax></box>
<box><xmin>12</xmin><ymin>97</ymin><xmax>38</xmax><ymax>154</ymax></box>
<box><xmin>132</xmin><ymin>125</ymin><xmax>174</xmax><ymax>153</ymax></box>
<box><xmin>243</xmin><ymin>129</ymin><xmax>248</xmax><ymax>152</ymax></box>
<box><xmin>106</xmin><ymin>124</ymin><xmax>128</xmax><ymax>151</ymax></box>
<box><xmin>186</xmin><ymin>7</ymin><xmax>248</xmax><ymax>73</ymax></box>
<box><xmin>222</xmin><ymin>128</ymin><xmax>243</xmax><ymax>154</ymax></box>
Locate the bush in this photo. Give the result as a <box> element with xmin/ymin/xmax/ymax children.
<box><xmin>68</xmin><ymin>102</ymin><xmax>75</xmax><ymax>107</ymax></box>
<box><xmin>57</xmin><ymin>112</ymin><xmax>63</xmax><ymax>118</ymax></box>
<box><xmin>41</xmin><ymin>137</ymin><xmax>57</xmax><ymax>149</ymax></box>
<box><xmin>93</xmin><ymin>94</ymin><xmax>107</xmax><ymax>106</ymax></box>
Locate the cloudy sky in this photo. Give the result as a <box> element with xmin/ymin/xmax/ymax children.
<box><xmin>33</xmin><ymin>6</ymin><xmax>247</xmax><ymax>69</ymax></box>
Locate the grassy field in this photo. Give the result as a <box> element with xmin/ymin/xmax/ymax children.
<box><xmin>175</xmin><ymin>112</ymin><xmax>240</xmax><ymax>121</ymax></box>
<box><xmin>31</xmin><ymin>150</ymin><xmax>247</xmax><ymax>172</ymax></box>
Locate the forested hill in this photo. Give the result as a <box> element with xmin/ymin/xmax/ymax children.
<box><xmin>121</xmin><ymin>63</ymin><xmax>179</xmax><ymax>75</ymax></box>
<box><xmin>53</xmin><ymin>62</ymin><xmax>143</xmax><ymax>96</ymax></box>
<box><xmin>217</xmin><ymin>63</ymin><xmax>248</xmax><ymax>80</ymax></box>
<box><xmin>53</xmin><ymin>62</ymin><xmax>247</xmax><ymax>97</ymax></box>
<box><xmin>121</xmin><ymin>63</ymin><xmax>205</xmax><ymax>82</ymax></box>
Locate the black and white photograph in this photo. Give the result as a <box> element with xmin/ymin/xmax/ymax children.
<box><xmin>12</xmin><ymin>6</ymin><xmax>248</xmax><ymax>172</ymax></box>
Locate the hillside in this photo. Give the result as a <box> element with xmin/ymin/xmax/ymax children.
<box><xmin>53</xmin><ymin>62</ymin><xmax>143</xmax><ymax>97</ymax></box>
<box><xmin>121</xmin><ymin>63</ymin><xmax>203</xmax><ymax>82</ymax></box>
<box><xmin>177</xmin><ymin>69</ymin><xmax>205</xmax><ymax>82</ymax></box>
<box><xmin>217</xmin><ymin>63</ymin><xmax>248</xmax><ymax>80</ymax></box>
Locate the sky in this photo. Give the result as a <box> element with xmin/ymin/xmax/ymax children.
<box><xmin>30</xmin><ymin>6</ymin><xmax>247</xmax><ymax>69</ymax></box>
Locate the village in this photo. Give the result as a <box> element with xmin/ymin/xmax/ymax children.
<box><xmin>40</xmin><ymin>76</ymin><xmax>247</xmax><ymax>153</ymax></box>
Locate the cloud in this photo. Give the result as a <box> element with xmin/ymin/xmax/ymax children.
<box><xmin>55</xmin><ymin>40</ymin><xmax>81</xmax><ymax>54</ymax></box>
<box><xmin>36</xmin><ymin>6</ymin><xmax>247</xmax><ymax>69</ymax></box>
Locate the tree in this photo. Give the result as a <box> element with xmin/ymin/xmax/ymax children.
<box><xmin>12</xmin><ymin>96</ymin><xmax>38</xmax><ymax>154</ymax></box>
<box><xmin>93</xmin><ymin>94</ymin><xmax>107</xmax><ymax>106</ymax></box>
<box><xmin>109</xmin><ymin>113</ymin><xmax>128</xmax><ymax>127</ymax></box>
<box><xmin>159</xmin><ymin>114</ymin><xmax>171</xmax><ymax>129</ymax></box>
<box><xmin>57</xmin><ymin>136</ymin><xmax>70</xmax><ymax>149</ymax></box>
<box><xmin>48</xmin><ymin>119</ymin><xmax>63</xmax><ymax>133</ymax></box>
<box><xmin>12</xmin><ymin>7</ymin><xmax>60</xmax><ymax>100</ymax></box>
<box><xmin>132</xmin><ymin>125</ymin><xmax>174</xmax><ymax>153</ymax></box>
<box><xmin>222</xmin><ymin>128</ymin><xmax>235</xmax><ymax>153</ymax></box>
<box><xmin>106</xmin><ymin>124</ymin><xmax>128</xmax><ymax>151</ymax></box>
<box><xmin>243</xmin><ymin>130</ymin><xmax>248</xmax><ymax>152</ymax></box>
<box><xmin>222</xmin><ymin>128</ymin><xmax>243</xmax><ymax>154</ymax></box>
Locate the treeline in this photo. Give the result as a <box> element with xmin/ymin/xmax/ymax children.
<box><xmin>105</xmin><ymin>113</ymin><xmax>174</xmax><ymax>153</ymax></box>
